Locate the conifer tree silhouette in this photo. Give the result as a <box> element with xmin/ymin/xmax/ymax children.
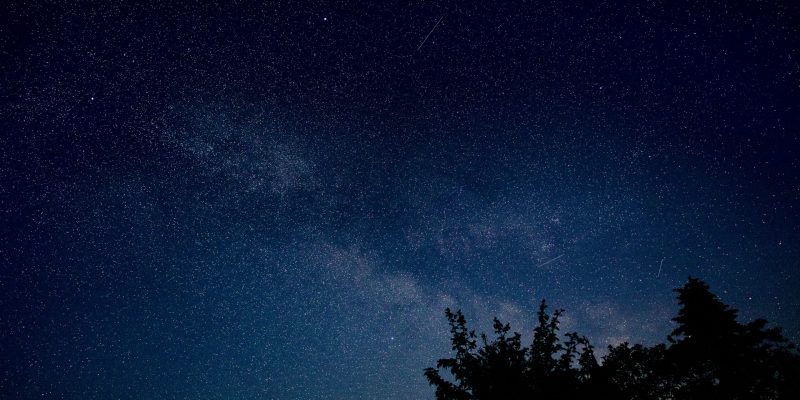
<box><xmin>666</xmin><ymin>277</ymin><xmax>799</xmax><ymax>400</ymax></box>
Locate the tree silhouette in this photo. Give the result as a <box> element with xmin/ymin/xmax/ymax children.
<box><xmin>425</xmin><ymin>277</ymin><xmax>800</xmax><ymax>399</ymax></box>
<box><xmin>598</xmin><ymin>342</ymin><xmax>671</xmax><ymax>399</ymax></box>
<box><xmin>665</xmin><ymin>277</ymin><xmax>800</xmax><ymax>400</ymax></box>
<box><xmin>424</xmin><ymin>300</ymin><xmax>595</xmax><ymax>400</ymax></box>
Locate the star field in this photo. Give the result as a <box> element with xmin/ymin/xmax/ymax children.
<box><xmin>2</xmin><ymin>1</ymin><xmax>799</xmax><ymax>399</ymax></box>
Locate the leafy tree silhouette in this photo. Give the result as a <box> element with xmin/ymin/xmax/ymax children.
<box><xmin>425</xmin><ymin>277</ymin><xmax>800</xmax><ymax>400</ymax></box>
<box><xmin>599</xmin><ymin>342</ymin><xmax>671</xmax><ymax>399</ymax></box>
<box><xmin>424</xmin><ymin>300</ymin><xmax>595</xmax><ymax>400</ymax></box>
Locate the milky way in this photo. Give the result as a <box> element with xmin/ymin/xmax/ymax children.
<box><xmin>2</xmin><ymin>1</ymin><xmax>799</xmax><ymax>399</ymax></box>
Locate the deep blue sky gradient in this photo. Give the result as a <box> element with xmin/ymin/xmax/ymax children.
<box><xmin>2</xmin><ymin>1</ymin><xmax>799</xmax><ymax>398</ymax></box>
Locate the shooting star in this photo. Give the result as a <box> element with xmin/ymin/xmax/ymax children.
<box><xmin>417</xmin><ymin>15</ymin><xmax>444</xmax><ymax>51</ymax></box>
<box><xmin>657</xmin><ymin>257</ymin><xmax>664</xmax><ymax>277</ymax></box>
<box><xmin>537</xmin><ymin>254</ymin><xmax>564</xmax><ymax>268</ymax></box>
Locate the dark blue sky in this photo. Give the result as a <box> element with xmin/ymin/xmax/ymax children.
<box><xmin>2</xmin><ymin>1</ymin><xmax>799</xmax><ymax>398</ymax></box>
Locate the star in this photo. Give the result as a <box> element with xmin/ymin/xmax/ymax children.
<box><xmin>3</xmin><ymin>2</ymin><xmax>797</xmax><ymax>399</ymax></box>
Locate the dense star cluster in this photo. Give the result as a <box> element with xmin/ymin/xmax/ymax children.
<box><xmin>2</xmin><ymin>1</ymin><xmax>799</xmax><ymax>399</ymax></box>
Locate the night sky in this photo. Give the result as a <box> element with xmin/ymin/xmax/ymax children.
<box><xmin>2</xmin><ymin>1</ymin><xmax>799</xmax><ymax>398</ymax></box>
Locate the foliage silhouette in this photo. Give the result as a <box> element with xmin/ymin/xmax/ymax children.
<box><xmin>665</xmin><ymin>277</ymin><xmax>799</xmax><ymax>400</ymax></box>
<box><xmin>425</xmin><ymin>300</ymin><xmax>596</xmax><ymax>399</ymax></box>
<box><xmin>425</xmin><ymin>277</ymin><xmax>800</xmax><ymax>400</ymax></box>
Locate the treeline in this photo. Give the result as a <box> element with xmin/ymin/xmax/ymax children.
<box><xmin>425</xmin><ymin>278</ymin><xmax>800</xmax><ymax>399</ymax></box>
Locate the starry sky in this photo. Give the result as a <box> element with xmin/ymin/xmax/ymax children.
<box><xmin>2</xmin><ymin>1</ymin><xmax>799</xmax><ymax>399</ymax></box>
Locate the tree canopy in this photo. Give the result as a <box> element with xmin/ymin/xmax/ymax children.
<box><xmin>425</xmin><ymin>277</ymin><xmax>800</xmax><ymax>400</ymax></box>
